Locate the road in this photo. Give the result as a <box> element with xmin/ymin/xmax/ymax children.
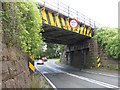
<box><xmin>35</xmin><ymin>59</ymin><xmax>119</xmax><ymax>89</ymax></box>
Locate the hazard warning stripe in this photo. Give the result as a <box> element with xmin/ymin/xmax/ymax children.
<box><xmin>97</xmin><ymin>58</ymin><xmax>100</xmax><ymax>63</ymax></box>
<box><xmin>41</xmin><ymin>8</ymin><xmax>93</xmax><ymax>37</ymax></box>
<box><xmin>41</xmin><ymin>8</ymin><xmax>48</xmax><ymax>24</ymax></box>
<box><xmin>97</xmin><ymin>63</ymin><xmax>101</xmax><ymax>68</ymax></box>
<box><xmin>97</xmin><ymin>57</ymin><xmax>101</xmax><ymax>68</ymax></box>
<box><xmin>28</xmin><ymin>56</ymin><xmax>35</xmax><ymax>73</ymax></box>
<box><xmin>29</xmin><ymin>62</ymin><xmax>35</xmax><ymax>72</ymax></box>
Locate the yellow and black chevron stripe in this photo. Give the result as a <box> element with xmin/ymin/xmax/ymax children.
<box><xmin>41</xmin><ymin>8</ymin><xmax>93</xmax><ymax>37</ymax></box>
<box><xmin>97</xmin><ymin>57</ymin><xmax>101</xmax><ymax>68</ymax></box>
<box><xmin>28</xmin><ymin>56</ymin><xmax>35</xmax><ymax>73</ymax></box>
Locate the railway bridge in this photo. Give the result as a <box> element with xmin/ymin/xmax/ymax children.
<box><xmin>38</xmin><ymin>0</ymin><xmax>100</xmax><ymax>68</ymax></box>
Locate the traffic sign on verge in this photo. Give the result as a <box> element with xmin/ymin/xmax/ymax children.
<box><xmin>28</xmin><ymin>56</ymin><xmax>35</xmax><ymax>74</ymax></box>
<box><xmin>69</xmin><ymin>19</ymin><xmax>78</xmax><ymax>28</ymax></box>
<box><xmin>97</xmin><ymin>57</ymin><xmax>101</xmax><ymax>68</ymax></box>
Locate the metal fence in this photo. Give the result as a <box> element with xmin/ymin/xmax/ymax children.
<box><xmin>37</xmin><ymin>0</ymin><xmax>101</xmax><ymax>28</ymax></box>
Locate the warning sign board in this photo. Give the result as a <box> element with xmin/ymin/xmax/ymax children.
<box><xmin>69</xmin><ymin>19</ymin><xmax>78</xmax><ymax>28</ymax></box>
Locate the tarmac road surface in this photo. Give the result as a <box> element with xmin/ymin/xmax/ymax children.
<box><xmin>35</xmin><ymin>59</ymin><xmax>119</xmax><ymax>90</ymax></box>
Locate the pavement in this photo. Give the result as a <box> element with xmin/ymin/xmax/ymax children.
<box><xmin>35</xmin><ymin>59</ymin><xmax>119</xmax><ymax>89</ymax></box>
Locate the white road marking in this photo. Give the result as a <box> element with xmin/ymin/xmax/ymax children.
<box><xmin>82</xmin><ymin>70</ymin><xmax>118</xmax><ymax>78</ymax></box>
<box><xmin>42</xmin><ymin>73</ymin><xmax>57</xmax><ymax>89</ymax></box>
<box><xmin>43</xmin><ymin>71</ymin><xmax>49</xmax><ymax>74</ymax></box>
<box><xmin>46</xmin><ymin>65</ymin><xmax>63</xmax><ymax>73</ymax></box>
<box><xmin>35</xmin><ymin>66</ymin><xmax>57</xmax><ymax>89</ymax></box>
<box><xmin>65</xmin><ymin>72</ymin><xmax>119</xmax><ymax>88</ymax></box>
<box><xmin>45</xmin><ymin>64</ymin><xmax>119</xmax><ymax>89</ymax></box>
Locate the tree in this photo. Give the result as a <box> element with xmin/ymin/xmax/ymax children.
<box><xmin>41</xmin><ymin>43</ymin><xmax>64</xmax><ymax>59</ymax></box>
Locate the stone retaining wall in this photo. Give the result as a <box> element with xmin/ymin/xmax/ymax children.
<box><xmin>2</xmin><ymin>31</ymin><xmax>30</xmax><ymax>88</ymax></box>
<box><xmin>2</xmin><ymin>43</ymin><xmax>30</xmax><ymax>88</ymax></box>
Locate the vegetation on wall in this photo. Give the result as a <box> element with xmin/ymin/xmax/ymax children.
<box><xmin>94</xmin><ymin>27</ymin><xmax>119</xmax><ymax>59</ymax></box>
<box><xmin>2</xmin><ymin>1</ymin><xmax>43</xmax><ymax>56</ymax></box>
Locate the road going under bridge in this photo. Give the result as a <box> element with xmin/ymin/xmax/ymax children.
<box><xmin>38</xmin><ymin>0</ymin><xmax>99</xmax><ymax>45</ymax></box>
<box><xmin>35</xmin><ymin>2</ymin><xmax>118</xmax><ymax>89</ymax></box>
<box><xmin>37</xmin><ymin>0</ymin><xmax>100</xmax><ymax>69</ymax></box>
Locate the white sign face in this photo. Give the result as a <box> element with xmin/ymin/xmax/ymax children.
<box><xmin>69</xmin><ymin>19</ymin><xmax>78</xmax><ymax>28</ymax></box>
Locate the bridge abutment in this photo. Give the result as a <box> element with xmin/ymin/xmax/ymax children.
<box><xmin>61</xmin><ymin>38</ymin><xmax>99</xmax><ymax>69</ymax></box>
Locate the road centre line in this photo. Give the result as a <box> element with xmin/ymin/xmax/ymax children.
<box><xmin>46</xmin><ymin>64</ymin><xmax>119</xmax><ymax>89</ymax></box>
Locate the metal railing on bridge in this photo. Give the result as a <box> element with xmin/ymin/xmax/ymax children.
<box><xmin>36</xmin><ymin>0</ymin><xmax>101</xmax><ymax>29</ymax></box>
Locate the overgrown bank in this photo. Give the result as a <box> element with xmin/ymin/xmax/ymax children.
<box><xmin>1</xmin><ymin>2</ymin><xmax>44</xmax><ymax>88</ymax></box>
<box><xmin>94</xmin><ymin>27</ymin><xmax>119</xmax><ymax>59</ymax></box>
<box><xmin>94</xmin><ymin>27</ymin><xmax>119</xmax><ymax>70</ymax></box>
<box><xmin>2</xmin><ymin>2</ymin><xmax>43</xmax><ymax>55</ymax></box>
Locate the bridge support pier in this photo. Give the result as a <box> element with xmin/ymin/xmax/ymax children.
<box><xmin>61</xmin><ymin>38</ymin><xmax>99</xmax><ymax>69</ymax></box>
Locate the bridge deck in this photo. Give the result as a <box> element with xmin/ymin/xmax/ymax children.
<box><xmin>39</xmin><ymin>3</ymin><xmax>95</xmax><ymax>44</ymax></box>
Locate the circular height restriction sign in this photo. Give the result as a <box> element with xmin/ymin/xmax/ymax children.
<box><xmin>69</xmin><ymin>19</ymin><xmax>78</xmax><ymax>28</ymax></box>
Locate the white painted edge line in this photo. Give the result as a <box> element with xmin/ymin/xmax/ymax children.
<box><xmin>42</xmin><ymin>73</ymin><xmax>57</xmax><ymax>89</ymax></box>
<box><xmin>35</xmin><ymin>65</ymin><xmax>57</xmax><ymax>90</ymax></box>
<box><xmin>82</xmin><ymin>70</ymin><xmax>119</xmax><ymax>78</ymax></box>
<box><xmin>65</xmin><ymin>72</ymin><xmax>119</xmax><ymax>88</ymax></box>
<box><xmin>46</xmin><ymin>64</ymin><xmax>119</xmax><ymax>89</ymax></box>
<box><xmin>53</xmin><ymin>60</ymin><xmax>119</xmax><ymax>78</ymax></box>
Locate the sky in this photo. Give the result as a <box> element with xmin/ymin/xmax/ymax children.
<box><xmin>59</xmin><ymin>0</ymin><xmax>119</xmax><ymax>28</ymax></box>
<box><xmin>36</xmin><ymin>0</ymin><xmax>120</xmax><ymax>28</ymax></box>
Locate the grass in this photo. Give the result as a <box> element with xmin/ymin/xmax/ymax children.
<box><xmin>34</xmin><ymin>59</ymin><xmax>38</xmax><ymax>62</ymax></box>
<box><xmin>31</xmin><ymin>74</ymin><xmax>42</xmax><ymax>88</ymax></box>
<box><xmin>95</xmin><ymin>65</ymin><xmax>120</xmax><ymax>71</ymax></box>
<box><xmin>105</xmin><ymin>66</ymin><xmax>120</xmax><ymax>71</ymax></box>
<box><xmin>47</xmin><ymin>58</ymin><xmax>59</xmax><ymax>60</ymax></box>
<box><xmin>30</xmin><ymin>74</ymin><xmax>52</xmax><ymax>88</ymax></box>
<box><xmin>55</xmin><ymin>60</ymin><xmax>65</xmax><ymax>65</ymax></box>
<box><xmin>45</xmin><ymin>81</ymin><xmax>49</xmax><ymax>85</ymax></box>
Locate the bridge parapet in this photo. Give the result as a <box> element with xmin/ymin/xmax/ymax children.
<box><xmin>38</xmin><ymin>0</ymin><xmax>100</xmax><ymax>28</ymax></box>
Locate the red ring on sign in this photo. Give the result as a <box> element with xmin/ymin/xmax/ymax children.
<box><xmin>69</xmin><ymin>19</ymin><xmax>78</xmax><ymax>28</ymax></box>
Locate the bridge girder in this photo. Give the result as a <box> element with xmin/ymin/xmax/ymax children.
<box><xmin>42</xmin><ymin>24</ymin><xmax>91</xmax><ymax>45</ymax></box>
<box><xmin>39</xmin><ymin>7</ymin><xmax>94</xmax><ymax>45</ymax></box>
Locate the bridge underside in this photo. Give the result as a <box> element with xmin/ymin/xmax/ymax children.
<box><xmin>42</xmin><ymin>24</ymin><xmax>91</xmax><ymax>45</ymax></box>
